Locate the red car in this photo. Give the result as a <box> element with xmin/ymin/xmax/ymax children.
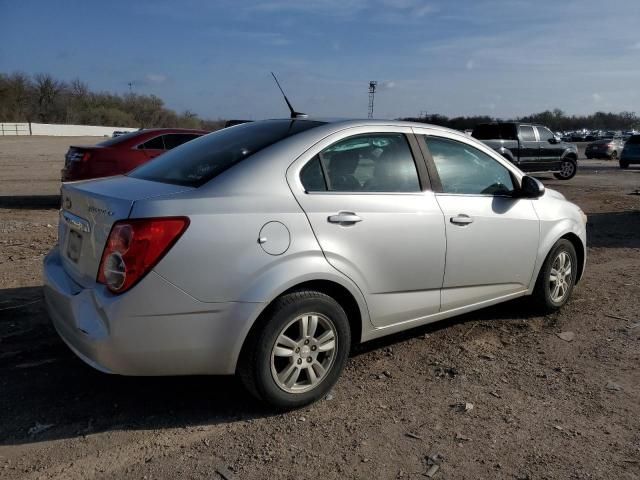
<box><xmin>61</xmin><ymin>128</ymin><xmax>209</xmax><ymax>181</ymax></box>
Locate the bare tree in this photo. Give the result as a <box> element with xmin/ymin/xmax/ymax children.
<box><xmin>34</xmin><ymin>73</ymin><xmax>66</xmax><ymax>122</ymax></box>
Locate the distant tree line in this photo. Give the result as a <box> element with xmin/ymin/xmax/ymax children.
<box><xmin>2</xmin><ymin>71</ymin><xmax>638</xmax><ymax>133</ymax></box>
<box><xmin>0</xmin><ymin>72</ymin><xmax>225</xmax><ymax>130</ymax></box>
<box><xmin>401</xmin><ymin>108</ymin><xmax>639</xmax><ymax>132</ymax></box>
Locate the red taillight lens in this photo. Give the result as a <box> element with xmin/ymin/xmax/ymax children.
<box><xmin>81</xmin><ymin>152</ymin><xmax>92</xmax><ymax>162</ymax></box>
<box><xmin>97</xmin><ymin>217</ymin><xmax>189</xmax><ymax>293</ymax></box>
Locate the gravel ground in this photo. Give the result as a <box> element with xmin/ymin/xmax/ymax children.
<box><xmin>0</xmin><ymin>137</ymin><xmax>639</xmax><ymax>480</ymax></box>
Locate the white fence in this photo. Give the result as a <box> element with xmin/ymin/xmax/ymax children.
<box><xmin>0</xmin><ymin>122</ymin><xmax>138</xmax><ymax>137</ymax></box>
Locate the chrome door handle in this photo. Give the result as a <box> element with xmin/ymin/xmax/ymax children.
<box><xmin>328</xmin><ymin>212</ymin><xmax>362</xmax><ymax>224</ymax></box>
<box><xmin>450</xmin><ymin>214</ymin><xmax>473</xmax><ymax>225</ymax></box>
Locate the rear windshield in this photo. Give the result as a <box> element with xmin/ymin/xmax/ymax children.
<box><xmin>472</xmin><ymin>124</ymin><xmax>517</xmax><ymax>140</ymax></box>
<box><xmin>98</xmin><ymin>130</ymin><xmax>143</xmax><ymax>147</ymax></box>
<box><xmin>627</xmin><ymin>135</ymin><xmax>640</xmax><ymax>145</ymax></box>
<box><xmin>129</xmin><ymin>119</ymin><xmax>326</xmax><ymax>187</ymax></box>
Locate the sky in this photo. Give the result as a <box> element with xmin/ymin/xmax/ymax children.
<box><xmin>1</xmin><ymin>0</ymin><xmax>639</xmax><ymax>120</ymax></box>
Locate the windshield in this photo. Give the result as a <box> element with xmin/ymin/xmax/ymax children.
<box><xmin>626</xmin><ymin>135</ymin><xmax>640</xmax><ymax>145</ymax></box>
<box><xmin>129</xmin><ymin>119</ymin><xmax>326</xmax><ymax>187</ymax></box>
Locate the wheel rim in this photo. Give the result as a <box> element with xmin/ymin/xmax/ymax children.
<box><xmin>559</xmin><ymin>161</ymin><xmax>575</xmax><ymax>178</ymax></box>
<box><xmin>549</xmin><ymin>251</ymin><xmax>573</xmax><ymax>303</ymax></box>
<box><xmin>611</xmin><ymin>151</ymin><xmax>617</xmax><ymax>160</ymax></box>
<box><xmin>270</xmin><ymin>313</ymin><xmax>338</xmax><ymax>394</ymax></box>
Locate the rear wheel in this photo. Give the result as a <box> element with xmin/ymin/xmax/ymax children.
<box><xmin>610</xmin><ymin>151</ymin><xmax>618</xmax><ymax>160</ymax></box>
<box><xmin>238</xmin><ymin>290</ymin><xmax>351</xmax><ymax>409</ymax></box>
<box><xmin>620</xmin><ymin>159</ymin><xmax>629</xmax><ymax>169</ymax></box>
<box><xmin>532</xmin><ymin>239</ymin><xmax>577</xmax><ymax>312</ymax></box>
<box><xmin>554</xmin><ymin>159</ymin><xmax>577</xmax><ymax>180</ymax></box>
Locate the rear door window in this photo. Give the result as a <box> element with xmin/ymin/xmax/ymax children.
<box><xmin>139</xmin><ymin>135</ymin><xmax>165</xmax><ymax>150</ymax></box>
<box><xmin>163</xmin><ymin>133</ymin><xmax>202</xmax><ymax>150</ymax></box>
<box><xmin>519</xmin><ymin>126</ymin><xmax>536</xmax><ymax>142</ymax></box>
<box><xmin>300</xmin><ymin>157</ymin><xmax>327</xmax><ymax>192</ymax></box>
<box><xmin>301</xmin><ymin>133</ymin><xmax>420</xmax><ymax>193</ymax></box>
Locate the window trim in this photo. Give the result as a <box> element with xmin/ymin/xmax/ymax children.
<box><xmin>417</xmin><ymin>134</ymin><xmax>519</xmax><ymax>198</ymax></box>
<box><xmin>299</xmin><ymin>132</ymin><xmax>430</xmax><ymax>195</ymax></box>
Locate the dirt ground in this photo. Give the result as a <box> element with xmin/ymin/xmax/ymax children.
<box><xmin>0</xmin><ymin>137</ymin><xmax>639</xmax><ymax>480</ymax></box>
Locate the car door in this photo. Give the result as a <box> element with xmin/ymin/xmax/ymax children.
<box><xmin>287</xmin><ymin>126</ymin><xmax>446</xmax><ymax>328</ymax></box>
<box><xmin>535</xmin><ymin>126</ymin><xmax>562</xmax><ymax>170</ymax></box>
<box><xmin>414</xmin><ymin>131</ymin><xmax>540</xmax><ymax>311</ymax></box>
<box><xmin>517</xmin><ymin>125</ymin><xmax>540</xmax><ymax>171</ymax></box>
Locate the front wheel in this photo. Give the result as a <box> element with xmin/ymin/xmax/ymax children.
<box><xmin>554</xmin><ymin>159</ymin><xmax>577</xmax><ymax>180</ymax></box>
<box><xmin>238</xmin><ymin>290</ymin><xmax>351</xmax><ymax>409</ymax></box>
<box><xmin>532</xmin><ymin>239</ymin><xmax>578</xmax><ymax>312</ymax></box>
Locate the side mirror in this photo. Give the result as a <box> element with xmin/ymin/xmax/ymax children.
<box><xmin>518</xmin><ymin>175</ymin><xmax>545</xmax><ymax>198</ymax></box>
<box><xmin>549</xmin><ymin>137</ymin><xmax>559</xmax><ymax>144</ymax></box>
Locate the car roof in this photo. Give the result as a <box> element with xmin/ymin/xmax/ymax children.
<box><xmin>135</xmin><ymin>128</ymin><xmax>210</xmax><ymax>134</ymax></box>
<box><xmin>260</xmin><ymin>117</ymin><xmax>466</xmax><ymax>137</ymax></box>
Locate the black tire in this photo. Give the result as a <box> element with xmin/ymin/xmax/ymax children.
<box><xmin>553</xmin><ymin>159</ymin><xmax>577</xmax><ymax>180</ymax></box>
<box><xmin>532</xmin><ymin>239</ymin><xmax>578</xmax><ymax>313</ymax></box>
<box><xmin>610</xmin><ymin>151</ymin><xmax>618</xmax><ymax>160</ymax></box>
<box><xmin>238</xmin><ymin>290</ymin><xmax>351</xmax><ymax>409</ymax></box>
<box><xmin>620</xmin><ymin>160</ymin><xmax>629</xmax><ymax>169</ymax></box>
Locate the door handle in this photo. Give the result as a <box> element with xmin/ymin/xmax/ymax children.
<box><xmin>450</xmin><ymin>214</ymin><xmax>473</xmax><ymax>225</ymax></box>
<box><xmin>328</xmin><ymin>212</ymin><xmax>362</xmax><ymax>224</ymax></box>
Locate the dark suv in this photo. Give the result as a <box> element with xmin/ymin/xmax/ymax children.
<box><xmin>472</xmin><ymin>123</ymin><xmax>579</xmax><ymax>180</ymax></box>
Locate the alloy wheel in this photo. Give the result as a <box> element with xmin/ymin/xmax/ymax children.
<box><xmin>549</xmin><ymin>251</ymin><xmax>573</xmax><ymax>303</ymax></box>
<box><xmin>270</xmin><ymin>313</ymin><xmax>338</xmax><ymax>394</ymax></box>
<box><xmin>559</xmin><ymin>160</ymin><xmax>575</xmax><ymax>178</ymax></box>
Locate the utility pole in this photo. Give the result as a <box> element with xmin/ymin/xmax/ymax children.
<box><xmin>368</xmin><ymin>81</ymin><xmax>377</xmax><ymax>119</ymax></box>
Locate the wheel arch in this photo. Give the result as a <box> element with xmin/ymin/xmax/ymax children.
<box><xmin>560</xmin><ymin>232</ymin><xmax>585</xmax><ymax>284</ymax></box>
<box><xmin>235</xmin><ymin>277</ymin><xmax>368</xmax><ymax>374</ymax></box>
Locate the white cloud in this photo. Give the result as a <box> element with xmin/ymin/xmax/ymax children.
<box><xmin>414</xmin><ymin>4</ymin><xmax>435</xmax><ymax>16</ymax></box>
<box><xmin>466</xmin><ymin>59</ymin><xmax>474</xmax><ymax>70</ymax></box>
<box><xmin>592</xmin><ymin>93</ymin><xmax>602</xmax><ymax>102</ymax></box>
<box><xmin>631</xmin><ymin>41</ymin><xmax>640</xmax><ymax>49</ymax></box>
<box><xmin>145</xmin><ymin>73</ymin><xmax>167</xmax><ymax>84</ymax></box>
<box><xmin>380</xmin><ymin>80</ymin><xmax>396</xmax><ymax>89</ymax></box>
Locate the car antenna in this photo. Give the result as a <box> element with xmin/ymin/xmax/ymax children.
<box><xmin>271</xmin><ymin>72</ymin><xmax>307</xmax><ymax>119</ymax></box>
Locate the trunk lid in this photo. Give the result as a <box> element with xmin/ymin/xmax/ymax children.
<box><xmin>59</xmin><ymin>176</ymin><xmax>193</xmax><ymax>287</ymax></box>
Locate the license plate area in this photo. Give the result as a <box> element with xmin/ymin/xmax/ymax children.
<box><xmin>66</xmin><ymin>230</ymin><xmax>83</xmax><ymax>263</ymax></box>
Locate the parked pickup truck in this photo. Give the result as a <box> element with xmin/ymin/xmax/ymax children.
<box><xmin>472</xmin><ymin>123</ymin><xmax>579</xmax><ymax>180</ymax></box>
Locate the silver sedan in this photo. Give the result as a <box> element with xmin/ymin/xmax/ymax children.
<box><xmin>44</xmin><ymin>119</ymin><xmax>587</xmax><ymax>408</ymax></box>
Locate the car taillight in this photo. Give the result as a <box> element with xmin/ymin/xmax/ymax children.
<box><xmin>97</xmin><ymin>217</ymin><xmax>189</xmax><ymax>293</ymax></box>
<box><xmin>82</xmin><ymin>152</ymin><xmax>92</xmax><ymax>162</ymax></box>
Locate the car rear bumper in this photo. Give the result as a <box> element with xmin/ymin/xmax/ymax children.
<box><xmin>585</xmin><ymin>150</ymin><xmax>613</xmax><ymax>158</ymax></box>
<box><xmin>43</xmin><ymin>247</ymin><xmax>263</xmax><ymax>375</ymax></box>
